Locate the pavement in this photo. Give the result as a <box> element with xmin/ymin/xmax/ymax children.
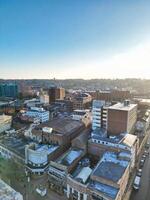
<box><xmin>130</xmin><ymin>136</ymin><xmax>150</xmax><ymax>200</ymax></box>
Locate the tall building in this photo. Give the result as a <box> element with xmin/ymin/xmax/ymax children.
<box><xmin>0</xmin><ymin>83</ymin><xmax>18</xmax><ymax>98</ymax></box>
<box><xmin>48</xmin><ymin>87</ymin><xmax>65</xmax><ymax>104</ymax></box>
<box><xmin>92</xmin><ymin>100</ymin><xmax>108</xmax><ymax>131</ymax></box>
<box><xmin>107</xmin><ymin>100</ymin><xmax>137</xmax><ymax>136</ymax></box>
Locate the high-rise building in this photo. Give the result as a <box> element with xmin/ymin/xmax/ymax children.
<box><xmin>92</xmin><ymin>100</ymin><xmax>106</xmax><ymax>131</ymax></box>
<box><xmin>0</xmin><ymin>83</ymin><xmax>18</xmax><ymax>98</ymax></box>
<box><xmin>107</xmin><ymin>100</ymin><xmax>137</xmax><ymax>136</ymax></box>
<box><xmin>48</xmin><ymin>87</ymin><xmax>65</xmax><ymax>104</ymax></box>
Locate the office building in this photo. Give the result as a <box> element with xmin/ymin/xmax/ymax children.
<box><xmin>0</xmin><ymin>83</ymin><xmax>18</xmax><ymax>98</ymax></box>
<box><xmin>107</xmin><ymin>100</ymin><xmax>137</xmax><ymax>136</ymax></box>
<box><xmin>48</xmin><ymin>87</ymin><xmax>65</xmax><ymax>103</ymax></box>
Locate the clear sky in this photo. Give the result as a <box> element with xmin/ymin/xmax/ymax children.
<box><xmin>0</xmin><ymin>0</ymin><xmax>150</xmax><ymax>79</ymax></box>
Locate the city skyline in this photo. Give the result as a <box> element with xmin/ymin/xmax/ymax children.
<box><xmin>0</xmin><ymin>0</ymin><xmax>150</xmax><ymax>79</ymax></box>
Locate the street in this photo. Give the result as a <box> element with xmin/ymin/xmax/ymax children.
<box><xmin>130</xmin><ymin>137</ymin><xmax>150</xmax><ymax>200</ymax></box>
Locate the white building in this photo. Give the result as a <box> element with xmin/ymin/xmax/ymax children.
<box><xmin>23</xmin><ymin>107</ymin><xmax>49</xmax><ymax>123</ymax></box>
<box><xmin>92</xmin><ymin>100</ymin><xmax>106</xmax><ymax>131</ymax></box>
<box><xmin>0</xmin><ymin>179</ymin><xmax>23</xmax><ymax>200</ymax></box>
<box><xmin>0</xmin><ymin>115</ymin><xmax>12</xmax><ymax>133</ymax></box>
<box><xmin>40</xmin><ymin>94</ymin><xmax>49</xmax><ymax>104</ymax></box>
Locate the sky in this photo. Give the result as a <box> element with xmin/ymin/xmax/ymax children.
<box><xmin>0</xmin><ymin>0</ymin><xmax>150</xmax><ymax>79</ymax></box>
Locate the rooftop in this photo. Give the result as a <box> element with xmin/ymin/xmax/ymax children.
<box><xmin>89</xmin><ymin>181</ymin><xmax>119</xmax><ymax>199</ymax></box>
<box><xmin>0</xmin><ymin>179</ymin><xmax>23</xmax><ymax>200</ymax></box>
<box><xmin>35</xmin><ymin>117</ymin><xmax>84</xmax><ymax>135</ymax></box>
<box><xmin>35</xmin><ymin>144</ymin><xmax>59</xmax><ymax>155</ymax></box>
<box><xmin>92</xmin><ymin>152</ymin><xmax>129</xmax><ymax>183</ymax></box>
<box><xmin>108</xmin><ymin>102</ymin><xmax>137</xmax><ymax>111</ymax></box>
<box><xmin>57</xmin><ymin>148</ymin><xmax>83</xmax><ymax>166</ymax></box>
<box><xmin>0</xmin><ymin>135</ymin><xmax>32</xmax><ymax>158</ymax></box>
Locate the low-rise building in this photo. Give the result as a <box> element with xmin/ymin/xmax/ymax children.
<box><xmin>72</xmin><ymin>109</ymin><xmax>92</xmax><ymax>127</ymax></box>
<box><xmin>0</xmin><ymin>179</ymin><xmax>23</xmax><ymax>200</ymax></box>
<box><xmin>23</xmin><ymin>107</ymin><xmax>49</xmax><ymax>123</ymax></box>
<box><xmin>25</xmin><ymin>143</ymin><xmax>59</xmax><ymax>175</ymax></box>
<box><xmin>0</xmin><ymin>114</ymin><xmax>12</xmax><ymax>133</ymax></box>
<box><xmin>48</xmin><ymin>148</ymin><xmax>85</xmax><ymax>194</ymax></box>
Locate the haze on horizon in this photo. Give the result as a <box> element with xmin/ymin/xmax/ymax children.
<box><xmin>0</xmin><ymin>0</ymin><xmax>150</xmax><ymax>79</ymax></box>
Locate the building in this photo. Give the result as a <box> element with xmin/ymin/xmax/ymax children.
<box><xmin>0</xmin><ymin>83</ymin><xmax>18</xmax><ymax>98</ymax></box>
<box><xmin>48</xmin><ymin>87</ymin><xmax>65</xmax><ymax>104</ymax></box>
<box><xmin>0</xmin><ymin>114</ymin><xmax>12</xmax><ymax>133</ymax></box>
<box><xmin>88</xmin><ymin>133</ymin><xmax>139</xmax><ymax>169</ymax></box>
<box><xmin>23</xmin><ymin>107</ymin><xmax>49</xmax><ymax>123</ymax></box>
<box><xmin>107</xmin><ymin>100</ymin><xmax>137</xmax><ymax>136</ymax></box>
<box><xmin>48</xmin><ymin>147</ymin><xmax>85</xmax><ymax>194</ymax></box>
<box><xmin>92</xmin><ymin>90</ymin><xmax>131</xmax><ymax>102</ymax></box>
<box><xmin>0</xmin><ymin>179</ymin><xmax>23</xmax><ymax>200</ymax></box>
<box><xmin>88</xmin><ymin>151</ymin><xmax>130</xmax><ymax>200</ymax></box>
<box><xmin>40</xmin><ymin>94</ymin><xmax>49</xmax><ymax>104</ymax></box>
<box><xmin>73</xmin><ymin>93</ymin><xmax>92</xmax><ymax>110</ymax></box>
<box><xmin>92</xmin><ymin>100</ymin><xmax>106</xmax><ymax>131</ymax></box>
<box><xmin>25</xmin><ymin>143</ymin><xmax>59</xmax><ymax>175</ymax></box>
<box><xmin>30</xmin><ymin>117</ymin><xmax>85</xmax><ymax>146</ymax></box>
<box><xmin>72</xmin><ymin>109</ymin><xmax>92</xmax><ymax>127</ymax></box>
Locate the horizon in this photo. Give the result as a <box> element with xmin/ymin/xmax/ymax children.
<box><xmin>0</xmin><ymin>0</ymin><xmax>150</xmax><ymax>79</ymax></box>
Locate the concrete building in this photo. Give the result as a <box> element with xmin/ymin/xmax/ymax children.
<box><xmin>72</xmin><ymin>109</ymin><xmax>92</xmax><ymax>127</ymax></box>
<box><xmin>0</xmin><ymin>114</ymin><xmax>12</xmax><ymax>133</ymax></box>
<box><xmin>25</xmin><ymin>143</ymin><xmax>59</xmax><ymax>175</ymax></box>
<box><xmin>92</xmin><ymin>100</ymin><xmax>106</xmax><ymax>131</ymax></box>
<box><xmin>107</xmin><ymin>101</ymin><xmax>137</xmax><ymax>136</ymax></box>
<box><xmin>0</xmin><ymin>179</ymin><xmax>23</xmax><ymax>200</ymax></box>
<box><xmin>23</xmin><ymin>107</ymin><xmax>49</xmax><ymax>123</ymax></box>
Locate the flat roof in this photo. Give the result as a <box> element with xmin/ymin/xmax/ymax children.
<box><xmin>92</xmin><ymin>152</ymin><xmax>129</xmax><ymax>183</ymax></box>
<box><xmin>36</xmin><ymin>144</ymin><xmax>59</xmax><ymax>155</ymax></box>
<box><xmin>37</xmin><ymin>117</ymin><xmax>84</xmax><ymax>135</ymax></box>
<box><xmin>0</xmin><ymin>179</ymin><xmax>23</xmax><ymax>200</ymax></box>
<box><xmin>89</xmin><ymin>181</ymin><xmax>119</xmax><ymax>199</ymax></box>
<box><xmin>108</xmin><ymin>102</ymin><xmax>137</xmax><ymax>111</ymax></box>
<box><xmin>57</xmin><ymin>148</ymin><xmax>83</xmax><ymax>166</ymax></box>
<box><xmin>0</xmin><ymin>136</ymin><xmax>31</xmax><ymax>158</ymax></box>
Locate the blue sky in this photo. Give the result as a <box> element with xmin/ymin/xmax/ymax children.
<box><xmin>0</xmin><ymin>0</ymin><xmax>150</xmax><ymax>79</ymax></box>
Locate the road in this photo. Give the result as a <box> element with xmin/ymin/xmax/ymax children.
<box><xmin>130</xmin><ymin>138</ymin><xmax>150</xmax><ymax>200</ymax></box>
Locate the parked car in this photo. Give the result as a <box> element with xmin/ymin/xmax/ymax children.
<box><xmin>145</xmin><ymin>142</ymin><xmax>150</xmax><ymax>149</ymax></box>
<box><xmin>144</xmin><ymin>150</ymin><xmax>149</xmax><ymax>156</ymax></box>
<box><xmin>137</xmin><ymin>168</ymin><xmax>142</xmax><ymax>177</ymax></box>
<box><xmin>140</xmin><ymin>159</ymin><xmax>145</xmax><ymax>167</ymax></box>
<box><xmin>133</xmin><ymin>176</ymin><xmax>141</xmax><ymax>190</ymax></box>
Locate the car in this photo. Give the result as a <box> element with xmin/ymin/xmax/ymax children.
<box><xmin>144</xmin><ymin>150</ymin><xmax>149</xmax><ymax>156</ymax></box>
<box><xmin>145</xmin><ymin>142</ymin><xmax>150</xmax><ymax>149</ymax></box>
<box><xmin>137</xmin><ymin>168</ymin><xmax>142</xmax><ymax>177</ymax></box>
<box><xmin>140</xmin><ymin>159</ymin><xmax>145</xmax><ymax>167</ymax></box>
<box><xmin>142</xmin><ymin>155</ymin><xmax>146</xmax><ymax>161</ymax></box>
<box><xmin>133</xmin><ymin>176</ymin><xmax>141</xmax><ymax>190</ymax></box>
